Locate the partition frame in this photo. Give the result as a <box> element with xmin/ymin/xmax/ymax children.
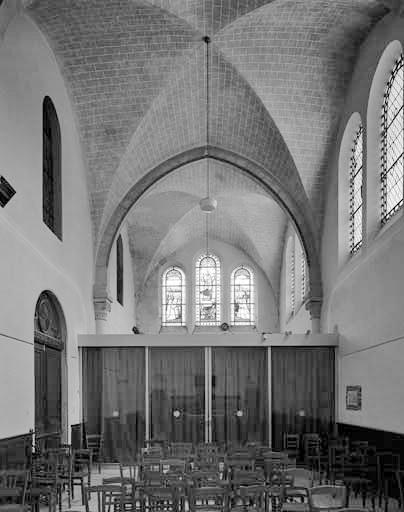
<box><xmin>80</xmin><ymin>336</ymin><xmax>337</xmax><ymax>449</ymax></box>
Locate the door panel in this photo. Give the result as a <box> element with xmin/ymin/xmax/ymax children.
<box><xmin>34</xmin><ymin>343</ymin><xmax>62</xmax><ymax>434</ymax></box>
<box><xmin>149</xmin><ymin>348</ymin><xmax>205</xmax><ymax>444</ymax></box>
<box><xmin>34</xmin><ymin>345</ymin><xmax>46</xmax><ymax>433</ymax></box>
<box><xmin>46</xmin><ymin>347</ymin><xmax>62</xmax><ymax>433</ymax></box>
<box><xmin>271</xmin><ymin>347</ymin><xmax>335</xmax><ymax>450</ymax></box>
<box><xmin>212</xmin><ymin>347</ymin><xmax>268</xmax><ymax>445</ymax></box>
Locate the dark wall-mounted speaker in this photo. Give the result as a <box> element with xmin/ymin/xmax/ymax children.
<box><xmin>0</xmin><ymin>176</ymin><xmax>16</xmax><ymax>207</ymax></box>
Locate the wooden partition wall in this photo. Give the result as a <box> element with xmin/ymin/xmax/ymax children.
<box><xmin>82</xmin><ymin>345</ymin><xmax>335</xmax><ymax>459</ymax></box>
<box><xmin>271</xmin><ymin>347</ymin><xmax>335</xmax><ymax>449</ymax></box>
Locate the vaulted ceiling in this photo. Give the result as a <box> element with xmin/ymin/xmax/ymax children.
<box><xmin>26</xmin><ymin>0</ymin><xmax>389</xmax><ymax>298</ymax></box>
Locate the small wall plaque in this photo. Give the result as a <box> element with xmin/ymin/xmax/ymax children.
<box><xmin>346</xmin><ymin>385</ymin><xmax>362</xmax><ymax>410</ymax></box>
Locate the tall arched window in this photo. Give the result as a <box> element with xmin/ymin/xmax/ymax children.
<box><xmin>230</xmin><ymin>266</ymin><xmax>255</xmax><ymax>326</ymax></box>
<box><xmin>162</xmin><ymin>267</ymin><xmax>186</xmax><ymax>326</ymax></box>
<box><xmin>116</xmin><ymin>235</ymin><xmax>123</xmax><ymax>306</ymax></box>
<box><xmin>195</xmin><ymin>253</ymin><xmax>221</xmax><ymax>326</ymax></box>
<box><xmin>350</xmin><ymin>124</ymin><xmax>363</xmax><ymax>252</ymax></box>
<box><xmin>301</xmin><ymin>249</ymin><xmax>307</xmax><ymax>301</ymax></box>
<box><xmin>290</xmin><ymin>246</ymin><xmax>295</xmax><ymax>315</ymax></box>
<box><xmin>43</xmin><ymin>96</ymin><xmax>62</xmax><ymax>239</ymax></box>
<box><xmin>381</xmin><ymin>54</ymin><xmax>404</xmax><ymax>224</ymax></box>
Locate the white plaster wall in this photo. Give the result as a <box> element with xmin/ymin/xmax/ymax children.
<box><xmin>322</xmin><ymin>12</ymin><xmax>404</xmax><ymax>433</ymax></box>
<box><xmin>136</xmin><ymin>238</ymin><xmax>278</xmax><ymax>334</ymax></box>
<box><xmin>0</xmin><ymin>14</ymin><xmax>95</xmax><ymax>438</ymax></box>
<box><xmin>101</xmin><ymin>222</ymin><xmax>136</xmax><ymax>334</ymax></box>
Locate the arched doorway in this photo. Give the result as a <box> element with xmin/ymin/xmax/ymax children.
<box><xmin>34</xmin><ymin>291</ymin><xmax>66</xmax><ymax>436</ymax></box>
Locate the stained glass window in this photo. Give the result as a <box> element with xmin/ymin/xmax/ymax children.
<box><xmin>301</xmin><ymin>250</ymin><xmax>307</xmax><ymax>302</ymax></box>
<box><xmin>350</xmin><ymin>124</ymin><xmax>363</xmax><ymax>252</ymax></box>
<box><xmin>162</xmin><ymin>267</ymin><xmax>186</xmax><ymax>326</ymax></box>
<box><xmin>381</xmin><ymin>55</ymin><xmax>404</xmax><ymax>224</ymax></box>
<box><xmin>230</xmin><ymin>266</ymin><xmax>255</xmax><ymax>326</ymax></box>
<box><xmin>290</xmin><ymin>248</ymin><xmax>295</xmax><ymax>315</ymax></box>
<box><xmin>117</xmin><ymin>235</ymin><xmax>124</xmax><ymax>306</ymax></box>
<box><xmin>195</xmin><ymin>254</ymin><xmax>221</xmax><ymax>326</ymax></box>
<box><xmin>43</xmin><ymin>96</ymin><xmax>62</xmax><ymax>239</ymax></box>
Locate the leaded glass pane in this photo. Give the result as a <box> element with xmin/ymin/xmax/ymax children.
<box><xmin>43</xmin><ymin>96</ymin><xmax>62</xmax><ymax>240</ymax></box>
<box><xmin>195</xmin><ymin>254</ymin><xmax>221</xmax><ymax>326</ymax></box>
<box><xmin>381</xmin><ymin>55</ymin><xmax>404</xmax><ymax>223</ymax></box>
<box><xmin>231</xmin><ymin>266</ymin><xmax>255</xmax><ymax>326</ymax></box>
<box><xmin>162</xmin><ymin>267</ymin><xmax>185</xmax><ymax>326</ymax></box>
<box><xmin>301</xmin><ymin>250</ymin><xmax>307</xmax><ymax>302</ymax></box>
<box><xmin>290</xmin><ymin>249</ymin><xmax>295</xmax><ymax>315</ymax></box>
<box><xmin>350</xmin><ymin>124</ymin><xmax>363</xmax><ymax>253</ymax></box>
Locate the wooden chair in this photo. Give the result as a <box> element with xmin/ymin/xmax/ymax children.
<box><xmin>309</xmin><ymin>485</ymin><xmax>347</xmax><ymax>512</ymax></box>
<box><xmin>303</xmin><ymin>434</ymin><xmax>321</xmax><ymax>478</ymax></box>
<box><xmin>232</xmin><ymin>484</ymin><xmax>267</xmax><ymax>512</ymax></box>
<box><xmin>168</xmin><ymin>443</ymin><xmax>193</xmax><ymax>458</ymax></box>
<box><xmin>279</xmin><ymin>468</ymin><xmax>313</xmax><ymax>512</ymax></box>
<box><xmin>84</xmin><ymin>484</ymin><xmax>125</xmax><ymax>512</ymax></box>
<box><xmin>143</xmin><ymin>486</ymin><xmax>176</xmax><ymax>512</ymax></box>
<box><xmin>0</xmin><ymin>469</ymin><xmax>29</xmax><ymax>512</ymax></box>
<box><xmin>86</xmin><ymin>434</ymin><xmax>104</xmax><ymax>474</ymax></box>
<box><xmin>395</xmin><ymin>470</ymin><xmax>404</xmax><ymax>512</ymax></box>
<box><xmin>29</xmin><ymin>456</ymin><xmax>61</xmax><ymax>512</ymax></box>
<box><xmin>283</xmin><ymin>434</ymin><xmax>300</xmax><ymax>460</ymax></box>
<box><xmin>190</xmin><ymin>470</ymin><xmax>225</xmax><ymax>488</ymax></box>
<box><xmin>376</xmin><ymin>452</ymin><xmax>401</xmax><ymax>511</ymax></box>
<box><xmin>160</xmin><ymin>459</ymin><xmax>186</xmax><ymax>474</ymax></box>
<box><xmin>189</xmin><ymin>486</ymin><xmax>228</xmax><ymax>512</ymax></box>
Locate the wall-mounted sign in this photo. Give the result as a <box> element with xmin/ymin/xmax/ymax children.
<box><xmin>346</xmin><ymin>385</ymin><xmax>362</xmax><ymax>410</ymax></box>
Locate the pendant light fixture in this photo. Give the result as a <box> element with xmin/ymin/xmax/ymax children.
<box><xmin>199</xmin><ymin>36</ymin><xmax>217</xmax><ymax>257</ymax></box>
<box><xmin>199</xmin><ymin>36</ymin><xmax>217</xmax><ymax>216</ymax></box>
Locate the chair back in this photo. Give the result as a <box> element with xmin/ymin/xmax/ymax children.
<box><xmin>189</xmin><ymin>486</ymin><xmax>228</xmax><ymax>512</ymax></box>
<box><xmin>161</xmin><ymin>458</ymin><xmax>186</xmax><ymax>474</ymax></box>
<box><xmin>283</xmin><ymin>467</ymin><xmax>313</xmax><ymax>488</ymax></box>
<box><xmin>309</xmin><ymin>485</ymin><xmax>347</xmax><ymax>511</ymax></box>
<box><xmin>169</xmin><ymin>443</ymin><xmax>193</xmax><ymax>458</ymax></box>
<box><xmin>0</xmin><ymin>469</ymin><xmax>28</xmax><ymax>506</ymax></box>
<box><xmin>396</xmin><ymin>470</ymin><xmax>404</xmax><ymax>512</ymax></box>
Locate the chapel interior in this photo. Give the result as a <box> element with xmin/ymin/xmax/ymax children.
<box><xmin>1</xmin><ymin>1</ymin><xmax>404</xmax><ymax>511</ymax></box>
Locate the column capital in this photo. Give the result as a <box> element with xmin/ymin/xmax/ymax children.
<box><xmin>93</xmin><ymin>285</ymin><xmax>113</xmax><ymax>321</ymax></box>
<box><xmin>305</xmin><ymin>296</ymin><xmax>322</xmax><ymax>320</ymax></box>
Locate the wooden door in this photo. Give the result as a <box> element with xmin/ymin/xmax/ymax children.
<box><xmin>34</xmin><ymin>343</ymin><xmax>62</xmax><ymax>434</ymax></box>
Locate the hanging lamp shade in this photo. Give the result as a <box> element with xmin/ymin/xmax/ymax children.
<box><xmin>199</xmin><ymin>196</ymin><xmax>217</xmax><ymax>213</ymax></box>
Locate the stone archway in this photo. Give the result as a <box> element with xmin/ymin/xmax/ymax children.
<box><xmin>94</xmin><ymin>146</ymin><xmax>323</xmax><ymax>327</ymax></box>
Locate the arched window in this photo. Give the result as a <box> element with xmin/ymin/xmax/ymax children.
<box><xmin>290</xmin><ymin>246</ymin><xmax>295</xmax><ymax>315</ymax></box>
<box><xmin>350</xmin><ymin>124</ymin><xmax>363</xmax><ymax>252</ymax></box>
<box><xmin>230</xmin><ymin>266</ymin><xmax>255</xmax><ymax>326</ymax></box>
<box><xmin>116</xmin><ymin>235</ymin><xmax>123</xmax><ymax>305</ymax></box>
<box><xmin>195</xmin><ymin>253</ymin><xmax>221</xmax><ymax>326</ymax></box>
<box><xmin>301</xmin><ymin>249</ymin><xmax>307</xmax><ymax>301</ymax></box>
<box><xmin>381</xmin><ymin>55</ymin><xmax>404</xmax><ymax>224</ymax></box>
<box><xmin>43</xmin><ymin>96</ymin><xmax>62</xmax><ymax>239</ymax></box>
<box><xmin>161</xmin><ymin>267</ymin><xmax>186</xmax><ymax>326</ymax></box>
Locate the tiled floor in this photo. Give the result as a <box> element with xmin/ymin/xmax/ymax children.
<box><xmin>59</xmin><ymin>465</ymin><xmax>400</xmax><ymax>512</ymax></box>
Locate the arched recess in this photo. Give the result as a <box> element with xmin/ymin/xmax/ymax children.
<box><xmin>367</xmin><ymin>40</ymin><xmax>403</xmax><ymax>239</ymax></box>
<box><xmin>34</xmin><ymin>291</ymin><xmax>67</xmax><ymax>440</ymax></box>
<box><xmin>94</xmin><ymin>146</ymin><xmax>323</xmax><ymax>327</ymax></box>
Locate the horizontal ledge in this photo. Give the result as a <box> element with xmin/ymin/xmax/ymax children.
<box><xmin>78</xmin><ymin>332</ymin><xmax>338</xmax><ymax>347</ymax></box>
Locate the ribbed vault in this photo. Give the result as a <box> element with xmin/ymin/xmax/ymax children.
<box><xmin>24</xmin><ymin>0</ymin><xmax>390</xmax><ymax>319</ymax></box>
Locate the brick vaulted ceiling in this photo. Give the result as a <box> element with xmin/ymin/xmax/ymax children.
<box><xmin>27</xmin><ymin>0</ymin><xmax>388</xmax><ymax>298</ymax></box>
